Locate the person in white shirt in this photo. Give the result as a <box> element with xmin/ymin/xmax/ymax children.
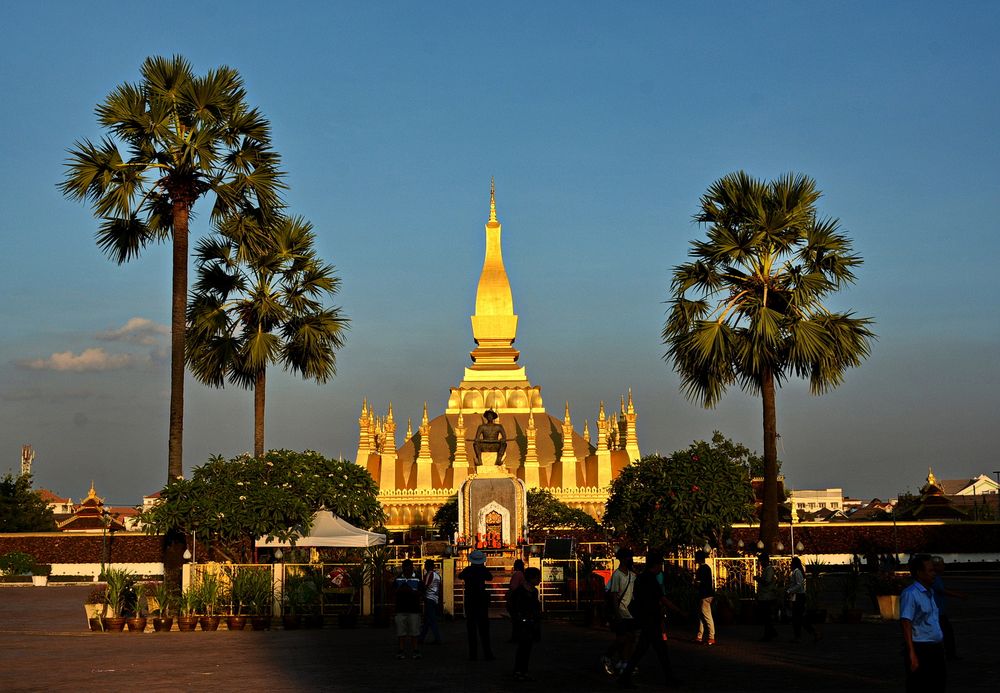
<box><xmin>418</xmin><ymin>559</ymin><xmax>443</xmax><ymax>645</ymax></box>
<box><xmin>601</xmin><ymin>548</ymin><xmax>637</xmax><ymax>675</ymax></box>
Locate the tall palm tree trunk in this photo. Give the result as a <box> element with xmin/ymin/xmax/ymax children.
<box><xmin>760</xmin><ymin>366</ymin><xmax>779</xmax><ymax>549</ymax></box>
<box><xmin>168</xmin><ymin>202</ymin><xmax>190</xmax><ymax>481</ymax></box>
<box><xmin>254</xmin><ymin>370</ymin><xmax>266</xmax><ymax>457</ymax></box>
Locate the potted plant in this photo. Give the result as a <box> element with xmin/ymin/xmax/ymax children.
<box><xmin>870</xmin><ymin>570</ymin><xmax>905</xmax><ymax>621</ymax></box>
<box><xmin>150</xmin><ymin>581</ymin><xmax>175</xmax><ymax>632</ymax></box>
<box><xmin>31</xmin><ymin>563</ymin><xmax>52</xmax><ymax>587</ymax></box>
<box><xmin>101</xmin><ymin>568</ymin><xmax>134</xmax><ymax>631</ymax></box>
<box><xmin>177</xmin><ymin>588</ymin><xmax>199</xmax><ymax>632</ymax></box>
<box><xmin>85</xmin><ymin>584</ymin><xmax>108</xmax><ymax>631</ymax></box>
<box><xmin>362</xmin><ymin>545</ymin><xmax>392</xmax><ymax>627</ymax></box>
<box><xmin>302</xmin><ymin>566</ymin><xmax>326</xmax><ymax>628</ymax></box>
<box><xmin>126</xmin><ymin>581</ymin><xmax>148</xmax><ymax>632</ymax></box>
<box><xmin>281</xmin><ymin>572</ymin><xmax>312</xmax><ymax>630</ymax></box>
<box><xmin>224</xmin><ymin>566</ymin><xmax>252</xmax><ymax>632</ymax></box>
<box><xmin>245</xmin><ymin>568</ymin><xmax>274</xmax><ymax>631</ymax></box>
<box><xmin>195</xmin><ymin>572</ymin><xmax>222</xmax><ymax>631</ymax></box>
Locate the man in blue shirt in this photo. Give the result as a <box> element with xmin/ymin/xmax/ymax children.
<box><xmin>900</xmin><ymin>554</ymin><xmax>945</xmax><ymax>692</ymax></box>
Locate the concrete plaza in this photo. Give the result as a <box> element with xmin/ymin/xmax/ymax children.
<box><xmin>1</xmin><ymin>573</ymin><xmax>997</xmax><ymax>692</ymax></box>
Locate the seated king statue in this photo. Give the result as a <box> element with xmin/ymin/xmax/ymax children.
<box><xmin>472</xmin><ymin>409</ymin><xmax>507</xmax><ymax>466</ymax></box>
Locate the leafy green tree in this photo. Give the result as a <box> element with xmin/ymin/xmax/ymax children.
<box><xmin>527</xmin><ymin>489</ymin><xmax>599</xmax><ymax>532</ymax></box>
<box><xmin>138</xmin><ymin>450</ymin><xmax>384</xmax><ymax>561</ymax></box>
<box><xmin>432</xmin><ymin>496</ymin><xmax>458</xmax><ymax>539</ymax></box>
<box><xmin>61</xmin><ymin>55</ymin><xmax>285</xmax><ymax>481</ymax></box>
<box><xmin>662</xmin><ymin>172</ymin><xmax>875</xmax><ymax>549</ymax></box>
<box><xmin>186</xmin><ymin>215</ymin><xmax>348</xmax><ymax>456</ymax></box>
<box><xmin>604</xmin><ymin>435</ymin><xmax>756</xmax><ymax>550</ymax></box>
<box><xmin>0</xmin><ymin>474</ymin><xmax>57</xmax><ymax>532</ymax></box>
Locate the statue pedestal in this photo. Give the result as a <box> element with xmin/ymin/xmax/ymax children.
<box><xmin>458</xmin><ymin>469</ymin><xmax>527</xmax><ymax>547</ymax></box>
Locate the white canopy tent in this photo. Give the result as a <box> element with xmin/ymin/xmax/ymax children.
<box><xmin>255</xmin><ymin>511</ymin><xmax>386</xmax><ymax>548</ymax></box>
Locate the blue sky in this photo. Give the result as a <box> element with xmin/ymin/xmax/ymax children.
<box><xmin>1</xmin><ymin>2</ymin><xmax>997</xmax><ymax>503</ymax></box>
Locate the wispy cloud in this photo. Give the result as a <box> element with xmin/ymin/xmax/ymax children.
<box><xmin>97</xmin><ymin>317</ymin><xmax>169</xmax><ymax>346</ymax></box>
<box><xmin>20</xmin><ymin>348</ymin><xmax>138</xmax><ymax>372</ymax></box>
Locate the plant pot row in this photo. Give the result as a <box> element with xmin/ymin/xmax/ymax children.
<box><xmin>92</xmin><ymin>615</ymin><xmax>268</xmax><ymax>632</ymax></box>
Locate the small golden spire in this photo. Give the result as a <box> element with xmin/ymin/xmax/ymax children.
<box><xmin>527</xmin><ymin>407</ymin><xmax>535</xmax><ymax>432</ymax></box>
<box><xmin>421</xmin><ymin>401</ymin><xmax>429</xmax><ymax>427</ymax></box>
<box><xmin>489</xmin><ymin>177</ymin><xmax>497</xmax><ymax>224</ymax></box>
<box><xmin>627</xmin><ymin>388</ymin><xmax>635</xmax><ymax>414</ymax></box>
<box><xmin>406</xmin><ymin>418</ymin><xmax>413</xmax><ymax>439</ymax></box>
<box><xmin>583</xmin><ymin>420</ymin><xmax>591</xmax><ymax>443</ymax></box>
<box><xmin>564</xmin><ymin>401</ymin><xmax>572</xmax><ymax>425</ymax></box>
<box><xmin>927</xmin><ymin>467</ymin><xmax>937</xmax><ymax>486</ymax></box>
<box><xmin>88</xmin><ymin>481</ymin><xmax>97</xmax><ymax>499</ymax></box>
<box><xmin>620</xmin><ymin>395</ymin><xmax>626</xmax><ymax>415</ymax></box>
<box><xmin>362</xmin><ymin>398</ymin><xmax>368</xmax><ymax>416</ymax></box>
<box><xmin>386</xmin><ymin>402</ymin><xmax>394</xmax><ymax>423</ymax></box>
<box><xmin>598</xmin><ymin>401</ymin><xmax>606</xmax><ymax>422</ymax></box>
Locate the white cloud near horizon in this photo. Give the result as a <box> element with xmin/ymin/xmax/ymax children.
<box><xmin>97</xmin><ymin>317</ymin><xmax>169</xmax><ymax>346</ymax></box>
<box><xmin>20</xmin><ymin>348</ymin><xmax>138</xmax><ymax>372</ymax></box>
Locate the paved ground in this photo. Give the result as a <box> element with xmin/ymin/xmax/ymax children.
<box><xmin>1</xmin><ymin>573</ymin><xmax>997</xmax><ymax>692</ymax></box>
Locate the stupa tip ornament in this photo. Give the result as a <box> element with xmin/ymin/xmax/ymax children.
<box><xmin>489</xmin><ymin>176</ymin><xmax>498</xmax><ymax>225</ymax></box>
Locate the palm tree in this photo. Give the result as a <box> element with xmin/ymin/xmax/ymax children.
<box><xmin>60</xmin><ymin>55</ymin><xmax>285</xmax><ymax>481</ymax></box>
<box><xmin>186</xmin><ymin>214</ymin><xmax>348</xmax><ymax>456</ymax></box>
<box><xmin>662</xmin><ymin>172</ymin><xmax>875</xmax><ymax>549</ymax></box>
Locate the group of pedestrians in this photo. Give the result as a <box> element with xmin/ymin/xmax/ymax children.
<box><xmin>391</xmin><ymin>558</ymin><xmax>444</xmax><ymax>659</ymax></box>
<box><xmin>392</xmin><ymin>550</ymin><xmax>545</xmax><ymax>681</ymax></box>
<box><xmin>754</xmin><ymin>552</ymin><xmax>820</xmax><ymax>643</ymax></box>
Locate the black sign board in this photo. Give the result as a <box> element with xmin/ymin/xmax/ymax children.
<box><xmin>543</xmin><ymin>537</ymin><xmax>574</xmax><ymax>560</ymax></box>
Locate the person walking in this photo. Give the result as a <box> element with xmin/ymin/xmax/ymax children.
<box><xmin>618</xmin><ymin>550</ymin><xmax>680</xmax><ymax>689</ymax></box>
<box><xmin>393</xmin><ymin>559</ymin><xmax>422</xmax><ymax>660</ymax></box>
<box><xmin>458</xmin><ymin>549</ymin><xmax>495</xmax><ymax>660</ymax></box>
<box><xmin>900</xmin><ymin>554</ymin><xmax>946</xmax><ymax>692</ymax></box>
<box><xmin>754</xmin><ymin>552</ymin><xmax>779</xmax><ymax>641</ymax></box>
<box><xmin>418</xmin><ymin>558</ymin><xmax>443</xmax><ymax>645</ymax></box>
<box><xmin>694</xmin><ymin>550</ymin><xmax>715</xmax><ymax>645</ymax></box>
<box><xmin>787</xmin><ymin>556</ymin><xmax>819</xmax><ymax>642</ymax></box>
<box><xmin>510</xmin><ymin>566</ymin><xmax>542</xmax><ymax>681</ymax></box>
<box><xmin>931</xmin><ymin>556</ymin><xmax>966</xmax><ymax>661</ymax></box>
<box><xmin>602</xmin><ymin>548</ymin><xmax>637</xmax><ymax>676</ymax></box>
<box><xmin>506</xmin><ymin>558</ymin><xmax>526</xmax><ymax>643</ymax></box>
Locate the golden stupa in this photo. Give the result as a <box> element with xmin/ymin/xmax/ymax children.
<box><xmin>358</xmin><ymin>182</ymin><xmax>641</xmax><ymax>531</ymax></box>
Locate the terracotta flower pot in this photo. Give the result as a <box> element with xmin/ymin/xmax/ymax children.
<box><xmin>199</xmin><ymin>615</ymin><xmax>221</xmax><ymax>631</ymax></box>
<box><xmin>226</xmin><ymin>616</ymin><xmax>247</xmax><ymax>631</ymax></box>
<box><xmin>177</xmin><ymin>616</ymin><xmax>199</xmax><ymax>632</ymax></box>
<box><xmin>152</xmin><ymin>617</ymin><xmax>174</xmax><ymax>632</ymax></box>
<box><xmin>88</xmin><ymin>617</ymin><xmax>103</xmax><ymax>632</ymax></box>
<box><xmin>250</xmin><ymin>616</ymin><xmax>270</xmax><ymax>631</ymax></box>
<box><xmin>102</xmin><ymin>616</ymin><xmax>127</xmax><ymax>632</ymax></box>
<box><xmin>126</xmin><ymin>617</ymin><xmax>147</xmax><ymax>633</ymax></box>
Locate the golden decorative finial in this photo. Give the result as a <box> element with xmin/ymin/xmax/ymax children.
<box><xmin>927</xmin><ymin>467</ymin><xmax>937</xmax><ymax>486</ymax></box>
<box><xmin>627</xmin><ymin>387</ymin><xmax>635</xmax><ymax>414</ymax></box>
<box><xmin>598</xmin><ymin>401</ymin><xmax>606</xmax><ymax>421</ymax></box>
<box><xmin>421</xmin><ymin>401</ymin><xmax>429</xmax><ymax>427</ymax></box>
<box><xmin>88</xmin><ymin>481</ymin><xmax>96</xmax><ymax>499</ymax></box>
<box><xmin>583</xmin><ymin>419</ymin><xmax>591</xmax><ymax>443</ymax></box>
<box><xmin>406</xmin><ymin>418</ymin><xmax>413</xmax><ymax>439</ymax></box>
<box><xmin>621</xmin><ymin>395</ymin><xmax>626</xmax><ymax>415</ymax></box>
<box><xmin>489</xmin><ymin>177</ymin><xmax>497</xmax><ymax>224</ymax></box>
<box><xmin>386</xmin><ymin>402</ymin><xmax>394</xmax><ymax>422</ymax></box>
<box><xmin>527</xmin><ymin>407</ymin><xmax>535</xmax><ymax>431</ymax></box>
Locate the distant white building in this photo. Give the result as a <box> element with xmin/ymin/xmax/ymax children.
<box><xmin>938</xmin><ymin>474</ymin><xmax>999</xmax><ymax>496</ymax></box>
<box><xmin>790</xmin><ymin>488</ymin><xmax>844</xmax><ymax>515</ymax></box>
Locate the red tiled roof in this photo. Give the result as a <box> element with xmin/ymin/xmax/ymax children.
<box><xmin>37</xmin><ymin>488</ymin><xmax>70</xmax><ymax>503</ymax></box>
